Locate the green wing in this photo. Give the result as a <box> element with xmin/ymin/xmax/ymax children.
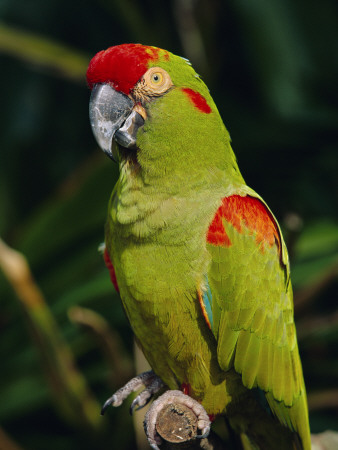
<box><xmin>206</xmin><ymin>193</ymin><xmax>311</xmax><ymax>449</ymax></box>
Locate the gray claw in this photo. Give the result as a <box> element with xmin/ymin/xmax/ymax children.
<box><xmin>101</xmin><ymin>370</ymin><xmax>165</xmax><ymax>415</ymax></box>
<box><xmin>101</xmin><ymin>395</ymin><xmax>117</xmax><ymax>415</ymax></box>
<box><xmin>197</xmin><ymin>426</ymin><xmax>212</xmax><ymax>439</ymax></box>
<box><xmin>130</xmin><ymin>390</ymin><xmax>153</xmax><ymax>415</ymax></box>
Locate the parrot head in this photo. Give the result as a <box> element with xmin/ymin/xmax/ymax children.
<box><xmin>87</xmin><ymin>44</ymin><xmax>175</xmax><ymax>160</ymax></box>
<box><xmin>87</xmin><ymin>44</ymin><xmax>239</xmax><ymax>185</ymax></box>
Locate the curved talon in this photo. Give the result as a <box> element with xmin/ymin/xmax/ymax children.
<box><xmin>101</xmin><ymin>370</ymin><xmax>165</xmax><ymax>416</ymax></box>
<box><xmin>196</xmin><ymin>418</ymin><xmax>211</xmax><ymax>438</ymax></box>
<box><xmin>101</xmin><ymin>394</ymin><xmax>117</xmax><ymax>415</ymax></box>
<box><xmin>130</xmin><ymin>391</ymin><xmax>153</xmax><ymax>415</ymax></box>
<box><xmin>196</xmin><ymin>426</ymin><xmax>211</xmax><ymax>439</ymax></box>
<box><xmin>129</xmin><ymin>398</ymin><xmax>139</xmax><ymax>415</ymax></box>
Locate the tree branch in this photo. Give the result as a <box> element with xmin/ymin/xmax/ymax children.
<box><xmin>152</xmin><ymin>399</ymin><xmax>338</xmax><ymax>450</ymax></box>
<box><xmin>155</xmin><ymin>402</ymin><xmax>226</xmax><ymax>449</ymax></box>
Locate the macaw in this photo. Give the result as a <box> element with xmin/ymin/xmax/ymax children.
<box><xmin>86</xmin><ymin>44</ymin><xmax>311</xmax><ymax>449</ymax></box>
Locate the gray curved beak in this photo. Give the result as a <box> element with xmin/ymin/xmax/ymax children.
<box><xmin>89</xmin><ymin>84</ymin><xmax>134</xmax><ymax>161</ymax></box>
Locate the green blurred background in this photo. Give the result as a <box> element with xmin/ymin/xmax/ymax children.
<box><xmin>0</xmin><ymin>0</ymin><xmax>337</xmax><ymax>449</ymax></box>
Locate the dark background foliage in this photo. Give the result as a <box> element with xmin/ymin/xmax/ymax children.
<box><xmin>0</xmin><ymin>1</ymin><xmax>337</xmax><ymax>449</ymax></box>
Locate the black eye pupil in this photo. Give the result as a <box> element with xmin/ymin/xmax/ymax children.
<box><xmin>154</xmin><ymin>75</ymin><xmax>159</xmax><ymax>81</ymax></box>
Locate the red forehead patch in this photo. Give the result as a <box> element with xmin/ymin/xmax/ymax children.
<box><xmin>86</xmin><ymin>44</ymin><xmax>167</xmax><ymax>95</ymax></box>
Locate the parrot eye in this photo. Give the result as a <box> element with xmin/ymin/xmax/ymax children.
<box><xmin>151</xmin><ymin>72</ymin><xmax>163</xmax><ymax>84</ymax></box>
<box><xmin>142</xmin><ymin>67</ymin><xmax>173</xmax><ymax>95</ymax></box>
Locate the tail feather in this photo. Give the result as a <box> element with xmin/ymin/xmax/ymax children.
<box><xmin>265</xmin><ymin>390</ymin><xmax>311</xmax><ymax>450</ymax></box>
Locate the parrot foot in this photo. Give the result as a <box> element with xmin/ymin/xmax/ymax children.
<box><xmin>144</xmin><ymin>390</ymin><xmax>211</xmax><ymax>450</ymax></box>
<box><xmin>101</xmin><ymin>370</ymin><xmax>165</xmax><ymax>415</ymax></box>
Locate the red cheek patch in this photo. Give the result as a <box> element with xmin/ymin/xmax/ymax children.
<box><xmin>182</xmin><ymin>88</ymin><xmax>212</xmax><ymax>114</ymax></box>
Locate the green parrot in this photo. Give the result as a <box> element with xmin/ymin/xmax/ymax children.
<box><xmin>87</xmin><ymin>44</ymin><xmax>311</xmax><ymax>449</ymax></box>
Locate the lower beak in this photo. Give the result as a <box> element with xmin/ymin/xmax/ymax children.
<box><xmin>89</xmin><ymin>84</ymin><xmax>144</xmax><ymax>161</ymax></box>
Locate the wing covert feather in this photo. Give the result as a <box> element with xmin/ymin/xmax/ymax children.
<box><xmin>206</xmin><ymin>194</ymin><xmax>310</xmax><ymax>448</ymax></box>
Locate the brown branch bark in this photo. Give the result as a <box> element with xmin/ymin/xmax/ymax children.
<box><xmin>155</xmin><ymin>403</ymin><xmax>226</xmax><ymax>449</ymax></box>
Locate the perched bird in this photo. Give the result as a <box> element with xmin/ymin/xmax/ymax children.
<box><xmin>87</xmin><ymin>44</ymin><xmax>311</xmax><ymax>449</ymax></box>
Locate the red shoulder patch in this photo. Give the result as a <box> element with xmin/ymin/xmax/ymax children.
<box><xmin>87</xmin><ymin>44</ymin><xmax>167</xmax><ymax>95</ymax></box>
<box><xmin>207</xmin><ymin>195</ymin><xmax>281</xmax><ymax>255</ymax></box>
<box><xmin>182</xmin><ymin>88</ymin><xmax>212</xmax><ymax>114</ymax></box>
<box><xmin>207</xmin><ymin>205</ymin><xmax>232</xmax><ymax>247</ymax></box>
<box><xmin>103</xmin><ymin>248</ymin><xmax>119</xmax><ymax>293</ymax></box>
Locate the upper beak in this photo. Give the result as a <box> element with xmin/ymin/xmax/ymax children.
<box><xmin>89</xmin><ymin>84</ymin><xmax>144</xmax><ymax>161</ymax></box>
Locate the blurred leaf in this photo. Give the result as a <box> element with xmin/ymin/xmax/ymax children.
<box><xmin>69</xmin><ymin>306</ymin><xmax>133</xmax><ymax>387</ymax></box>
<box><xmin>292</xmin><ymin>220</ymin><xmax>338</xmax><ymax>289</ymax></box>
<box><xmin>0</xmin><ymin>23</ymin><xmax>89</xmax><ymax>83</ymax></box>
<box><xmin>0</xmin><ymin>428</ymin><xmax>26</xmax><ymax>450</ymax></box>
<box><xmin>295</xmin><ymin>221</ymin><xmax>338</xmax><ymax>260</ymax></box>
<box><xmin>0</xmin><ymin>239</ymin><xmax>102</xmax><ymax>430</ymax></box>
<box><xmin>0</xmin><ymin>374</ymin><xmax>48</xmax><ymax>420</ymax></box>
<box><xmin>297</xmin><ymin>312</ymin><xmax>338</xmax><ymax>344</ymax></box>
<box><xmin>16</xmin><ymin>156</ymin><xmax>117</xmax><ymax>268</ymax></box>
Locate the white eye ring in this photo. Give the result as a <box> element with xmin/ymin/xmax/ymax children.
<box><xmin>143</xmin><ymin>67</ymin><xmax>173</xmax><ymax>94</ymax></box>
